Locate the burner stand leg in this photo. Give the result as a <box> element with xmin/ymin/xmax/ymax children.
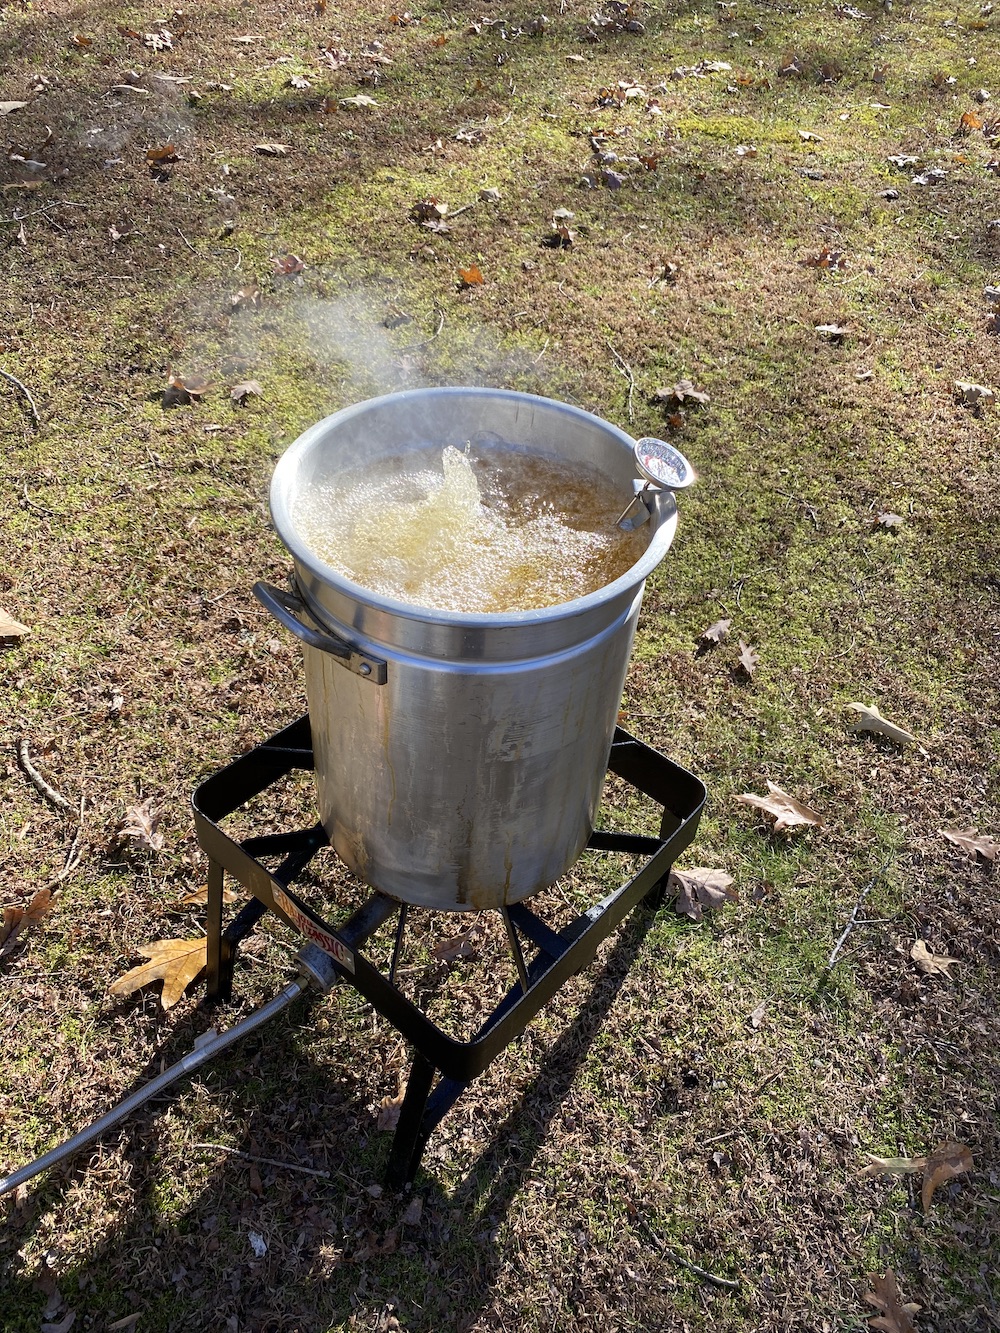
<box><xmin>205</xmin><ymin>860</ymin><xmax>228</xmax><ymax>1003</ymax></box>
<box><xmin>384</xmin><ymin>1053</ymin><xmax>437</xmax><ymax>1190</ymax></box>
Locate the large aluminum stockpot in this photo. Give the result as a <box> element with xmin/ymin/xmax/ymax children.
<box><xmin>256</xmin><ymin>387</ymin><xmax>679</xmax><ymax>911</ymax></box>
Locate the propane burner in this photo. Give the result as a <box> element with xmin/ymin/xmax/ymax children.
<box><xmin>193</xmin><ymin>714</ymin><xmax>704</xmax><ymax>1186</ymax></box>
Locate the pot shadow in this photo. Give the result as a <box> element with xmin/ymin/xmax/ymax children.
<box><xmin>0</xmin><ymin>906</ymin><xmax>658</xmax><ymax>1333</ymax></box>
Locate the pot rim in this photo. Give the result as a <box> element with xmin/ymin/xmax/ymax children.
<box><xmin>270</xmin><ymin>386</ymin><xmax>676</xmax><ymax>629</ymax></box>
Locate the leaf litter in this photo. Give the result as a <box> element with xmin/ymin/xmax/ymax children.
<box><xmin>110</xmin><ymin>937</ymin><xmax>209</xmax><ymax>1008</ymax></box>
<box><xmin>735</xmin><ymin>782</ymin><xmax>823</xmax><ymax>833</ymax></box>
<box><xmin>862</xmin><ymin>1141</ymin><xmax>973</xmax><ymax>1212</ymax></box>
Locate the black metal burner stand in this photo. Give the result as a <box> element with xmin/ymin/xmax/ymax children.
<box><xmin>192</xmin><ymin>716</ymin><xmax>705</xmax><ymax>1187</ymax></box>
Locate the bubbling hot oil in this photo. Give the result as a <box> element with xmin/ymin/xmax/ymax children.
<box><xmin>292</xmin><ymin>443</ymin><xmax>647</xmax><ymax>613</ymax></box>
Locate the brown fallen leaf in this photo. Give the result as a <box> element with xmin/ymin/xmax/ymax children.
<box><xmin>921</xmin><ymin>1140</ymin><xmax>973</xmax><ymax>1212</ymax></box>
<box><xmin>0</xmin><ymin>607</ymin><xmax>30</xmax><ymax>637</ymax></box>
<box><xmin>668</xmin><ymin>867</ymin><xmax>737</xmax><ymax>921</ymax></box>
<box><xmin>845</xmin><ymin>702</ymin><xmax>916</xmax><ymax>747</ymax></box>
<box><xmin>272</xmin><ymin>252</ymin><xmax>305</xmax><ymax>276</ymax></box>
<box><xmin>230</xmin><ymin>380</ymin><xmax>263</xmax><ymax>404</ymax></box>
<box><xmin>698</xmin><ymin>618</ymin><xmax>732</xmax><ymax>647</ymax></box>
<box><xmin>411</xmin><ymin>197</ymin><xmax>448</xmax><ymax>223</ymax></box>
<box><xmin>654</xmin><ymin>378</ymin><xmax>710</xmax><ymax>409</ymax></box>
<box><xmin>376</xmin><ymin>1085</ymin><xmax>405</xmax><ymax>1130</ymax></box>
<box><xmin>735</xmin><ymin>782</ymin><xmax>823</xmax><ymax>833</ymax></box>
<box><xmin>163</xmin><ymin>372</ymin><xmax>210</xmax><ymax>408</ymax></box>
<box><xmin>117</xmin><ymin>797</ymin><xmax>165</xmax><ymax>853</ymax></box>
<box><xmin>254</xmin><ymin>142</ymin><xmax>290</xmax><ymax>155</ymax></box>
<box><xmin>954</xmin><ymin>380</ymin><xmax>995</xmax><ymax>407</ymax></box>
<box><xmin>0</xmin><ymin>101</ymin><xmax>28</xmax><ymax>116</ymax></box>
<box><xmin>458</xmin><ymin>264</ymin><xmax>484</xmax><ymax>286</ymax></box>
<box><xmin>231</xmin><ymin>282</ymin><xmax>261</xmax><ymax>311</ymax></box>
<box><xmin>178</xmin><ymin>885</ymin><xmax>239</xmax><ymax>906</ymax></box>
<box><xmin>941</xmin><ymin>827</ymin><xmax>998</xmax><ymax>861</ymax></box>
<box><xmin>146</xmin><ymin>142</ymin><xmax>180</xmax><ymax>165</ymax></box>
<box><xmin>861</xmin><ymin>1151</ymin><xmax>926</xmax><ymax>1179</ymax></box>
<box><xmin>0</xmin><ymin>888</ymin><xmax>53</xmax><ymax>959</ymax></box>
<box><xmin>800</xmin><ymin>245</ymin><xmax>847</xmax><ymax>271</ymax></box>
<box><xmin>737</xmin><ymin>640</ymin><xmax>759</xmax><ymax>677</ymax></box>
<box><xmin>910</xmin><ymin>939</ymin><xmax>958</xmax><ymax>976</ymax></box>
<box><xmin>431</xmin><ymin>923</ymin><xmax>484</xmax><ymax>962</ymax></box>
<box><xmin>41</xmin><ymin>1311</ymin><xmax>77</xmax><ymax>1333</ymax></box>
<box><xmin>864</xmin><ymin>1270</ymin><xmax>917</xmax><ymax>1333</ymax></box>
<box><xmin>109</xmin><ymin>937</ymin><xmax>208</xmax><ymax>1008</ymax></box>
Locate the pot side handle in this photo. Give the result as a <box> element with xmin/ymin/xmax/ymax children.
<box><xmin>253</xmin><ymin>580</ymin><xmax>388</xmax><ymax>684</ymax></box>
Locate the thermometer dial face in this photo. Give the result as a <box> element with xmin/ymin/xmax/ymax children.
<box><xmin>633</xmin><ymin>438</ymin><xmax>695</xmax><ymax>490</ymax></box>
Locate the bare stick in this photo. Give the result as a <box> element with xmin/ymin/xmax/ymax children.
<box><xmin>828</xmin><ymin>858</ymin><xmax>893</xmax><ymax>967</ymax></box>
<box><xmin>606</xmin><ymin>339</ymin><xmax>635</xmax><ymax>423</ymax></box>
<box><xmin>0</xmin><ymin>368</ymin><xmax>40</xmax><ymax>427</ymax></box>
<box><xmin>16</xmin><ymin>739</ymin><xmax>75</xmax><ymax>816</ymax></box>
<box><xmin>774</xmin><ymin>488</ymin><xmax>819</xmax><ymax>529</ymax></box>
<box><xmin>399</xmin><ymin>306</ymin><xmax>445</xmax><ymax>352</ymax></box>
<box><xmin>634</xmin><ymin>1216</ymin><xmax>740</xmax><ymax>1291</ymax></box>
<box><xmin>176</xmin><ymin>227</ymin><xmax>197</xmax><ymax>254</ymax></box>
<box><xmin>190</xmin><ymin>1142</ymin><xmax>331</xmax><ymax>1179</ymax></box>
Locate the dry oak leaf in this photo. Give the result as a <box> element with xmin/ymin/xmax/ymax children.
<box><xmin>0</xmin><ymin>888</ymin><xmax>53</xmax><ymax>958</ymax></box>
<box><xmin>954</xmin><ymin>380</ymin><xmax>995</xmax><ymax>407</ymax></box>
<box><xmin>458</xmin><ymin>264</ymin><xmax>484</xmax><ymax>286</ymax></box>
<box><xmin>735</xmin><ymin>782</ymin><xmax>823</xmax><ymax>833</ymax></box>
<box><xmin>377</xmin><ymin>1085</ymin><xmax>405</xmax><ymax>1131</ymax></box>
<box><xmin>920</xmin><ymin>1140</ymin><xmax>973</xmax><ymax>1212</ymax></box>
<box><xmin>910</xmin><ymin>939</ymin><xmax>957</xmax><ymax>976</ymax></box>
<box><xmin>254</xmin><ymin>142</ymin><xmax>290</xmax><ymax>155</ymax></box>
<box><xmin>0</xmin><ymin>607</ymin><xmax>29</xmax><ymax>637</ymax></box>
<box><xmin>941</xmin><ymin>827</ymin><xmax>998</xmax><ymax>861</ymax></box>
<box><xmin>230</xmin><ymin>380</ymin><xmax>263</xmax><ymax>404</ymax></box>
<box><xmin>110</xmin><ymin>937</ymin><xmax>208</xmax><ymax>1009</ymax></box>
<box><xmin>737</xmin><ymin>640</ymin><xmax>760</xmax><ymax>677</ymax></box>
<box><xmin>118</xmin><ymin>797</ymin><xmax>165</xmax><ymax>852</ymax></box>
<box><xmin>875</xmin><ymin>511</ymin><xmax>904</xmax><ymax>529</ymax></box>
<box><xmin>432</xmin><ymin>923</ymin><xmax>484</xmax><ymax>962</ymax></box>
<box><xmin>272</xmin><ymin>252</ymin><xmax>305</xmax><ymax>276</ymax></box>
<box><xmin>339</xmin><ymin>94</ymin><xmax>378</xmax><ymax>109</ymax></box>
<box><xmin>654</xmin><ymin>378</ymin><xmax>710</xmax><ymax>408</ymax></box>
<box><xmin>668</xmin><ymin>867</ymin><xmax>737</xmax><ymax>921</ymax></box>
<box><xmin>865</xmin><ymin>1270</ymin><xmax>918</xmax><ymax>1333</ymax></box>
<box><xmin>699</xmin><ymin>617</ymin><xmax>732</xmax><ymax>646</ymax></box>
<box><xmin>845</xmin><ymin>702</ymin><xmax>916</xmax><ymax>746</ymax></box>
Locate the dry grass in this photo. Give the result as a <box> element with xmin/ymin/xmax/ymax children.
<box><xmin>2</xmin><ymin>0</ymin><xmax>1000</xmax><ymax>1329</ymax></box>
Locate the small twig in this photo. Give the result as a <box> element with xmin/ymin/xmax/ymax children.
<box><xmin>533</xmin><ymin>337</ymin><xmax>550</xmax><ymax>364</ymax></box>
<box><xmin>751</xmin><ymin>1070</ymin><xmax>781</xmax><ymax>1097</ymax></box>
<box><xmin>828</xmin><ymin>858</ymin><xmax>893</xmax><ymax>967</ymax></box>
<box><xmin>0</xmin><ymin>367</ymin><xmax>40</xmax><ymax>427</ymax></box>
<box><xmin>399</xmin><ymin>306</ymin><xmax>445</xmax><ymax>352</ymax></box>
<box><xmin>447</xmin><ymin>201</ymin><xmax>475</xmax><ymax>218</ymax></box>
<box><xmin>176</xmin><ymin>227</ymin><xmax>197</xmax><ymax>254</ymax></box>
<box><xmin>606</xmin><ymin>339</ymin><xmax>636</xmax><ymax>423</ymax></box>
<box><xmin>634</xmin><ymin>1216</ymin><xmax>740</xmax><ymax>1291</ymax></box>
<box><xmin>16</xmin><ymin>739</ymin><xmax>75</xmax><ymax>816</ymax></box>
<box><xmin>774</xmin><ymin>488</ymin><xmax>819</xmax><ymax>529</ymax></box>
<box><xmin>21</xmin><ymin>483</ymin><xmax>53</xmax><ymax>516</ymax></box>
<box><xmin>702</xmin><ymin>1128</ymin><xmax>739</xmax><ymax>1146</ymax></box>
<box><xmin>190</xmin><ymin>1142</ymin><xmax>331</xmax><ymax>1179</ymax></box>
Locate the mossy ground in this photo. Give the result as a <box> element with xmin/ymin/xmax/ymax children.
<box><xmin>2</xmin><ymin>0</ymin><xmax>999</xmax><ymax>1329</ymax></box>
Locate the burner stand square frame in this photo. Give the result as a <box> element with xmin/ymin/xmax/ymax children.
<box><xmin>192</xmin><ymin>715</ymin><xmax>705</xmax><ymax>1186</ymax></box>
